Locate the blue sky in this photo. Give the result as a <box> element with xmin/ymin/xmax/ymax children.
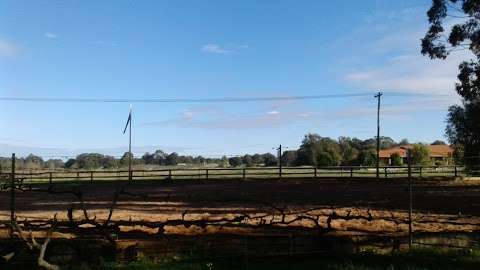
<box><xmin>0</xmin><ymin>0</ymin><xmax>468</xmax><ymax>158</ymax></box>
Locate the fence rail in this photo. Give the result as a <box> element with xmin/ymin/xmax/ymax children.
<box><xmin>0</xmin><ymin>165</ymin><xmax>477</xmax><ymax>185</ymax></box>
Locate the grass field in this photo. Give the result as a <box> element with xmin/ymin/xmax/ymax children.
<box><xmin>99</xmin><ymin>248</ymin><xmax>480</xmax><ymax>270</ymax></box>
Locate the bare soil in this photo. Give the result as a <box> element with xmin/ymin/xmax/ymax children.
<box><xmin>0</xmin><ymin>177</ymin><xmax>479</xmax><ymax>239</ymax></box>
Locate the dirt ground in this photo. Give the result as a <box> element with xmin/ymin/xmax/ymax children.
<box><xmin>1</xmin><ymin>177</ymin><xmax>479</xmax><ymax>239</ymax></box>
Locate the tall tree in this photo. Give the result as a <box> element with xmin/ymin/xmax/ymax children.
<box><xmin>422</xmin><ymin>0</ymin><xmax>480</xmax><ymax>168</ymax></box>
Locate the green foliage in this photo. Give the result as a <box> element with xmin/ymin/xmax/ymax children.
<box><xmin>356</xmin><ymin>150</ymin><xmax>377</xmax><ymax>166</ymax></box>
<box><xmin>297</xmin><ymin>134</ymin><xmax>341</xmax><ymax>166</ymax></box>
<box><xmin>262</xmin><ymin>153</ymin><xmax>278</xmax><ymax>166</ymax></box>
<box><xmin>281</xmin><ymin>150</ymin><xmax>297</xmax><ymax>166</ymax></box>
<box><xmin>97</xmin><ymin>247</ymin><xmax>480</xmax><ymax>270</ymax></box>
<box><xmin>390</xmin><ymin>152</ymin><xmax>402</xmax><ymax>166</ymax></box>
<box><xmin>422</xmin><ymin>0</ymin><xmax>480</xmax><ymax>169</ymax></box>
<box><xmin>228</xmin><ymin>156</ymin><xmax>243</xmax><ymax>167</ymax></box>
<box><xmin>411</xmin><ymin>144</ymin><xmax>431</xmax><ymax>166</ymax></box>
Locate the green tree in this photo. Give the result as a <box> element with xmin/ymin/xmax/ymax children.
<box><xmin>411</xmin><ymin>144</ymin><xmax>431</xmax><ymax>166</ymax></box>
<box><xmin>422</xmin><ymin>0</ymin><xmax>480</xmax><ymax>169</ymax></box>
<box><xmin>251</xmin><ymin>154</ymin><xmax>264</xmax><ymax>166</ymax></box>
<box><xmin>356</xmin><ymin>150</ymin><xmax>377</xmax><ymax>166</ymax></box>
<box><xmin>263</xmin><ymin>153</ymin><xmax>278</xmax><ymax>167</ymax></box>
<box><xmin>338</xmin><ymin>137</ymin><xmax>359</xmax><ymax>166</ymax></box>
<box><xmin>165</xmin><ymin>152</ymin><xmax>179</xmax><ymax>166</ymax></box>
<box><xmin>220</xmin><ymin>155</ymin><xmax>229</xmax><ymax>168</ymax></box>
<box><xmin>64</xmin><ymin>158</ymin><xmax>76</xmax><ymax>169</ymax></box>
<box><xmin>24</xmin><ymin>154</ymin><xmax>44</xmax><ymax>170</ymax></box>
<box><xmin>228</xmin><ymin>156</ymin><xmax>243</xmax><ymax>167</ymax></box>
<box><xmin>242</xmin><ymin>155</ymin><xmax>254</xmax><ymax>167</ymax></box>
<box><xmin>297</xmin><ymin>134</ymin><xmax>341</xmax><ymax>166</ymax></box>
<box><xmin>281</xmin><ymin>150</ymin><xmax>298</xmax><ymax>166</ymax></box>
<box><xmin>390</xmin><ymin>152</ymin><xmax>403</xmax><ymax>166</ymax></box>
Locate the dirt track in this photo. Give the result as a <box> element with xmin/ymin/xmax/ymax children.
<box><xmin>1</xmin><ymin>178</ymin><xmax>480</xmax><ymax>238</ymax></box>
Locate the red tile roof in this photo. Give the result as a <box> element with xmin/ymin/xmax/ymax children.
<box><xmin>378</xmin><ymin>145</ymin><xmax>453</xmax><ymax>158</ymax></box>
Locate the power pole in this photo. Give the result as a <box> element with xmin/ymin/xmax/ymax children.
<box><xmin>374</xmin><ymin>92</ymin><xmax>383</xmax><ymax>179</ymax></box>
<box><xmin>277</xmin><ymin>145</ymin><xmax>282</xmax><ymax>179</ymax></box>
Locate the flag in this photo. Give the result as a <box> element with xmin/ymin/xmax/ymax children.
<box><xmin>123</xmin><ymin>106</ymin><xmax>132</xmax><ymax>134</ymax></box>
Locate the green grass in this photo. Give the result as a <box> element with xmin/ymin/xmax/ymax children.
<box><xmin>91</xmin><ymin>248</ymin><xmax>480</xmax><ymax>270</ymax></box>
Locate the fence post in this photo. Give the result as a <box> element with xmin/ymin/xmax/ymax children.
<box><xmin>350</xmin><ymin>167</ymin><xmax>353</xmax><ymax>178</ymax></box>
<box><xmin>419</xmin><ymin>167</ymin><xmax>422</xmax><ymax>177</ymax></box>
<box><xmin>90</xmin><ymin>171</ymin><xmax>93</xmax><ymax>183</ymax></box>
<box><xmin>243</xmin><ymin>168</ymin><xmax>246</xmax><ymax>180</ymax></box>
<box><xmin>77</xmin><ymin>171</ymin><xmax>80</xmax><ymax>181</ymax></box>
<box><xmin>168</xmin><ymin>169</ymin><xmax>172</xmax><ymax>181</ymax></box>
<box><xmin>49</xmin><ymin>172</ymin><xmax>53</xmax><ymax>187</ymax></box>
<box><xmin>454</xmin><ymin>165</ymin><xmax>458</xmax><ymax>177</ymax></box>
<box><xmin>10</xmin><ymin>153</ymin><xmax>16</xmax><ymax>229</ymax></box>
<box><xmin>206</xmin><ymin>169</ymin><xmax>209</xmax><ymax>180</ymax></box>
<box><xmin>407</xmin><ymin>149</ymin><xmax>413</xmax><ymax>250</ymax></box>
<box><xmin>314</xmin><ymin>167</ymin><xmax>317</xmax><ymax>178</ymax></box>
<box><xmin>384</xmin><ymin>167</ymin><xmax>388</xmax><ymax>178</ymax></box>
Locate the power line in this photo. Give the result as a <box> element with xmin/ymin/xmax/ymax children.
<box><xmin>0</xmin><ymin>93</ymin><xmax>371</xmax><ymax>103</ymax></box>
<box><xmin>0</xmin><ymin>92</ymin><xmax>446</xmax><ymax>103</ymax></box>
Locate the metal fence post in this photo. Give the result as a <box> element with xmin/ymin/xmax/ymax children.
<box><xmin>10</xmin><ymin>153</ymin><xmax>16</xmax><ymax>227</ymax></box>
<box><xmin>350</xmin><ymin>167</ymin><xmax>353</xmax><ymax>178</ymax></box>
<box><xmin>454</xmin><ymin>165</ymin><xmax>458</xmax><ymax>177</ymax></box>
<box><xmin>419</xmin><ymin>167</ymin><xmax>422</xmax><ymax>177</ymax></box>
<box><xmin>407</xmin><ymin>149</ymin><xmax>413</xmax><ymax>250</ymax></box>
<box><xmin>314</xmin><ymin>167</ymin><xmax>317</xmax><ymax>178</ymax></box>
<box><xmin>206</xmin><ymin>169</ymin><xmax>209</xmax><ymax>180</ymax></box>
<box><xmin>90</xmin><ymin>171</ymin><xmax>94</xmax><ymax>183</ymax></box>
<box><xmin>49</xmin><ymin>172</ymin><xmax>53</xmax><ymax>187</ymax></box>
<box><xmin>168</xmin><ymin>169</ymin><xmax>172</xmax><ymax>180</ymax></box>
<box><xmin>384</xmin><ymin>167</ymin><xmax>387</xmax><ymax>178</ymax></box>
<box><xmin>243</xmin><ymin>168</ymin><xmax>246</xmax><ymax>180</ymax></box>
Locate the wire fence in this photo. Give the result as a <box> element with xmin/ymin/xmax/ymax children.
<box><xmin>1</xmin><ymin>165</ymin><xmax>477</xmax><ymax>185</ymax></box>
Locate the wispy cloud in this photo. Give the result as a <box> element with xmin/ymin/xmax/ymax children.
<box><xmin>345</xmin><ymin>51</ymin><xmax>471</xmax><ymax>97</ymax></box>
<box><xmin>202</xmin><ymin>44</ymin><xmax>232</xmax><ymax>54</ymax></box>
<box><xmin>141</xmin><ymin>105</ymin><xmax>313</xmax><ymax>130</ymax></box>
<box><xmin>201</xmin><ymin>43</ymin><xmax>249</xmax><ymax>54</ymax></box>
<box><xmin>266</xmin><ymin>110</ymin><xmax>280</xmax><ymax>115</ymax></box>
<box><xmin>341</xmin><ymin>11</ymin><xmax>473</xmax><ymax>98</ymax></box>
<box><xmin>0</xmin><ymin>39</ymin><xmax>18</xmax><ymax>58</ymax></box>
<box><xmin>44</xmin><ymin>32</ymin><xmax>58</xmax><ymax>39</ymax></box>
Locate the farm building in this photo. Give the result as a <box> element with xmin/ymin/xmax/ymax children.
<box><xmin>379</xmin><ymin>145</ymin><xmax>454</xmax><ymax>165</ymax></box>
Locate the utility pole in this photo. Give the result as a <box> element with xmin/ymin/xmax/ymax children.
<box><xmin>277</xmin><ymin>144</ymin><xmax>282</xmax><ymax>178</ymax></box>
<box><xmin>277</xmin><ymin>145</ymin><xmax>282</xmax><ymax>179</ymax></box>
<box><xmin>374</xmin><ymin>92</ymin><xmax>383</xmax><ymax>179</ymax></box>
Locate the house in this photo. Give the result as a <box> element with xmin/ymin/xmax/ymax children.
<box><xmin>379</xmin><ymin>145</ymin><xmax>454</xmax><ymax>165</ymax></box>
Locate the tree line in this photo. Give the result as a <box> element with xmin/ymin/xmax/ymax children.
<box><xmin>0</xmin><ymin>134</ymin><xmax>446</xmax><ymax>171</ymax></box>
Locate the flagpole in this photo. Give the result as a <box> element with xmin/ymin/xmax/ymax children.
<box><xmin>128</xmin><ymin>105</ymin><xmax>132</xmax><ymax>181</ymax></box>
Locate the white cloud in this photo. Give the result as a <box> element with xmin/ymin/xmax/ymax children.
<box><xmin>182</xmin><ymin>110</ymin><xmax>194</xmax><ymax>118</ymax></box>
<box><xmin>44</xmin><ymin>32</ymin><xmax>58</xmax><ymax>39</ymax></box>
<box><xmin>202</xmin><ymin>44</ymin><xmax>232</xmax><ymax>54</ymax></box>
<box><xmin>266</xmin><ymin>110</ymin><xmax>280</xmax><ymax>115</ymax></box>
<box><xmin>0</xmin><ymin>39</ymin><xmax>18</xmax><ymax>58</ymax></box>
<box><xmin>345</xmin><ymin>51</ymin><xmax>471</xmax><ymax>97</ymax></box>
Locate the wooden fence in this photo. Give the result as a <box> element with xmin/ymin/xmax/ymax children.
<box><xmin>0</xmin><ymin>165</ymin><xmax>470</xmax><ymax>185</ymax></box>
